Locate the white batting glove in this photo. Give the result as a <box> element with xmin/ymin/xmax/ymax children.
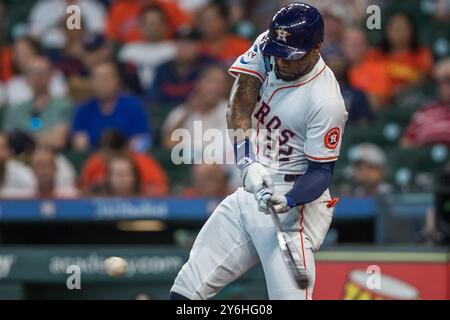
<box><xmin>241</xmin><ymin>162</ymin><xmax>275</xmax><ymax>211</ymax></box>
<box><xmin>242</xmin><ymin>162</ymin><xmax>274</xmax><ymax>195</ymax></box>
<box><xmin>259</xmin><ymin>194</ymin><xmax>291</xmax><ymax>214</ymax></box>
<box><xmin>255</xmin><ymin>187</ymin><xmax>274</xmax><ymax>213</ymax></box>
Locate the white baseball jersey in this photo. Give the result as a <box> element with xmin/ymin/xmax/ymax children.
<box><xmin>229</xmin><ymin>31</ymin><xmax>348</xmax><ymax>175</ymax></box>
<box><xmin>171</xmin><ymin>32</ymin><xmax>347</xmax><ymax>301</ymax></box>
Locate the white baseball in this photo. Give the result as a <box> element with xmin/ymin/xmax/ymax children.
<box><xmin>104</xmin><ymin>256</ymin><xmax>128</xmax><ymax>277</ymax></box>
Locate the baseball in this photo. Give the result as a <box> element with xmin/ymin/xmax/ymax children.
<box><xmin>104</xmin><ymin>256</ymin><xmax>128</xmax><ymax>277</ymax></box>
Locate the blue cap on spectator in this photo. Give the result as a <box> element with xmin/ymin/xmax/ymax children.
<box><xmin>83</xmin><ymin>33</ymin><xmax>107</xmax><ymax>52</ymax></box>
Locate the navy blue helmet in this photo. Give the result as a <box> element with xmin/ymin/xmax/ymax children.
<box><xmin>260</xmin><ymin>3</ymin><xmax>324</xmax><ymax>60</ymax></box>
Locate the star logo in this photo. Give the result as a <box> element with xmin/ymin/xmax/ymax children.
<box><xmin>276</xmin><ymin>28</ymin><xmax>291</xmax><ymax>43</ymax></box>
<box><xmin>329</xmin><ymin>133</ymin><xmax>338</xmax><ymax>144</ymax></box>
<box><xmin>324</xmin><ymin>127</ymin><xmax>341</xmax><ymax>149</ymax></box>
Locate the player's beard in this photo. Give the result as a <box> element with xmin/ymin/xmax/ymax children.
<box><xmin>274</xmin><ymin>53</ymin><xmax>320</xmax><ymax>82</ymax></box>
<box><xmin>275</xmin><ymin>65</ymin><xmax>305</xmax><ymax>82</ymax></box>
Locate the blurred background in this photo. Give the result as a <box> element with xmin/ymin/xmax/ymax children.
<box><xmin>0</xmin><ymin>0</ymin><xmax>450</xmax><ymax>300</ymax></box>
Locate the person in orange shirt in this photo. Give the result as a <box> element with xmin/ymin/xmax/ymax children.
<box><xmin>343</xmin><ymin>27</ymin><xmax>392</xmax><ymax>110</ymax></box>
<box><xmin>104</xmin><ymin>154</ymin><xmax>142</xmax><ymax>197</ymax></box>
<box><xmin>371</xmin><ymin>12</ymin><xmax>433</xmax><ymax>97</ymax></box>
<box><xmin>80</xmin><ymin>129</ymin><xmax>169</xmax><ymax>196</ymax></box>
<box><xmin>105</xmin><ymin>0</ymin><xmax>191</xmax><ymax>43</ymax></box>
<box><xmin>197</xmin><ymin>2</ymin><xmax>250</xmax><ymax>66</ymax></box>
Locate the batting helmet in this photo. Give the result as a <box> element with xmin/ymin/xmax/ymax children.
<box><xmin>260</xmin><ymin>3</ymin><xmax>324</xmax><ymax>60</ymax></box>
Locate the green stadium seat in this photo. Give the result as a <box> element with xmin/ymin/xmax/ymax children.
<box><xmin>342</xmin><ymin>122</ymin><xmax>389</xmax><ymax>150</ymax></box>
<box><xmin>384</xmin><ymin>145</ymin><xmax>449</xmax><ymax>191</ymax></box>
<box><xmin>150</xmin><ymin>147</ymin><xmax>192</xmax><ymax>193</ymax></box>
<box><xmin>148</xmin><ymin>105</ymin><xmax>175</xmax><ymax>148</ymax></box>
<box><xmin>377</xmin><ymin>106</ymin><xmax>417</xmax><ymax>128</ymax></box>
<box><xmin>63</xmin><ymin>149</ymin><xmax>92</xmax><ymax>175</ymax></box>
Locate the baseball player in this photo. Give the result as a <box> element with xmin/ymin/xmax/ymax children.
<box><xmin>170</xmin><ymin>3</ymin><xmax>348</xmax><ymax>300</ymax></box>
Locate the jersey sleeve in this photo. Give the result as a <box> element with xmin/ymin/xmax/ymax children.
<box><xmin>228</xmin><ymin>31</ymin><xmax>268</xmax><ymax>83</ymax></box>
<box><xmin>304</xmin><ymin>97</ymin><xmax>348</xmax><ymax>163</ymax></box>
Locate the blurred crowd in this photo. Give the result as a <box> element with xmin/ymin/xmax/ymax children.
<box><xmin>0</xmin><ymin>0</ymin><xmax>449</xmax><ymax>199</ymax></box>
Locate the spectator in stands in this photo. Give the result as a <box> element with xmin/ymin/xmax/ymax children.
<box><xmin>349</xmin><ymin>143</ymin><xmax>392</xmax><ymax>197</ymax></box>
<box><xmin>198</xmin><ymin>1</ymin><xmax>250</xmax><ymax>66</ymax></box>
<box><xmin>320</xmin><ymin>9</ymin><xmax>345</xmax><ymax>61</ymax></box>
<box><xmin>30</xmin><ymin>146</ymin><xmax>78</xmax><ymax>198</ymax></box>
<box><xmin>370</xmin><ymin>12</ymin><xmax>433</xmax><ymax>97</ymax></box>
<box><xmin>101</xmin><ymin>154</ymin><xmax>142</xmax><ymax>197</ymax></box>
<box><xmin>2</xmin><ymin>56</ymin><xmax>72</xmax><ymax>150</ymax></box>
<box><xmin>61</xmin><ymin>32</ymin><xmax>142</xmax><ymax>102</ymax></box>
<box><xmin>118</xmin><ymin>5</ymin><xmax>176</xmax><ymax>90</ymax></box>
<box><xmin>327</xmin><ymin>55</ymin><xmax>374</xmax><ymax>125</ymax></box>
<box><xmin>80</xmin><ymin>129</ymin><xmax>168</xmax><ymax>196</ymax></box>
<box><xmin>51</xmin><ymin>28</ymin><xmax>88</xmax><ymax>103</ymax></box>
<box><xmin>401</xmin><ymin>58</ymin><xmax>450</xmax><ymax>148</ymax></box>
<box><xmin>4</xmin><ymin>36</ymin><xmax>68</xmax><ymax>107</ymax></box>
<box><xmin>0</xmin><ymin>132</ymin><xmax>36</xmax><ymax>198</ymax></box>
<box><xmin>8</xmin><ymin>131</ymin><xmax>77</xmax><ymax>191</ymax></box>
<box><xmin>105</xmin><ymin>0</ymin><xmax>191</xmax><ymax>43</ymax></box>
<box><xmin>71</xmin><ymin>61</ymin><xmax>152</xmax><ymax>153</ymax></box>
<box><xmin>49</xmin><ymin>20</ymin><xmax>86</xmax><ymax>80</ymax></box>
<box><xmin>162</xmin><ymin>64</ymin><xmax>239</xmax><ymax>183</ymax></box>
<box><xmin>68</xmin><ymin>33</ymin><xmax>116</xmax><ymax>103</ymax></box>
<box><xmin>343</xmin><ymin>27</ymin><xmax>391</xmax><ymax>110</ymax></box>
<box><xmin>80</xmin><ymin>33</ymin><xmax>143</xmax><ymax>95</ymax></box>
<box><xmin>183</xmin><ymin>164</ymin><xmax>230</xmax><ymax>198</ymax></box>
<box><xmin>27</xmin><ymin>0</ymin><xmax>106</xmax><ymax>49</ymax></box>
<box><xmin>161</xmin><ymin>65</ymin><xmax>230</xmax><ymax>158</ymax></box>
<box><xmin>81</xmin><ymin>34</ymin><xmax>114</xmax><ymax>73</ymax></box>
<box><xmin>146</xmin><ymin>27</ymin><xmax>214</xmax><ymax>108</ymax></box>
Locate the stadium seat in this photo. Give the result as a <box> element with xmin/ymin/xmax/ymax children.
<box><xmin>63</xmin><ymin>149</ymin><xmax>92</xmax><ymax>175</ymax></box>
<box><xmin>150</xmin><ymin>147</ymin><xmax>192</xmax><ymax>193</ymax></box>
<box><xmin>148</xmin><ymin>105</ymin><xmax>174</xmax><ymax>148</ymax></box>
<box><xmin>384</xmin><ymin>145</ymin><xmax>449</xmax><ymax>191</ymax></box>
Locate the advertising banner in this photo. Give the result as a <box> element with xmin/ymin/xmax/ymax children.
<box><xmin>314</xmin><ymin>251</ymin><xmax>450</xmax><ymax>300</ymax></box>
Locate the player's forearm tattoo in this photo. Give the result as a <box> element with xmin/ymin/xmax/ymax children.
<box><xmin>227</xmin><ymin>74</ymin><xmax>261</xmax><ymax>137</ymax></box>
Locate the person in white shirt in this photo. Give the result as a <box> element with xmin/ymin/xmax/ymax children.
<box><xmin>0</xmin><ymin>132</ymin><xmax>36</xmax><ymax>198</ymax></box>
<box><xmin>162</xmin><ymin>64</ymin><xmax>231</xmax><ymax>161</ymax></box>
<box><xmin>30</xmin><ymin>146</ymin><xmax>78</xmax><ymax>198</ymax></box>
<box><xmin>27</xmin><ymin>0</ymin><xmax>106</xmax><ymax>49</ymax></box>
<box><xmin>118</xmin><ymin>5</ymin><xmax>176</xmax><ymax>89</ymax></box>
<box><xmin>7</xmin><ymin>131</ymin><xmax>77</xmax><ymax>195</ymax></box>
<box><xmin>162</xmin><ymin>64</ymin><xmax>241</xmax><ymax>187</ymax></box>
<box><xmin>3</xmin><ymin>37</ymin><xmax>68</xmax><ymax>108</ymax></box>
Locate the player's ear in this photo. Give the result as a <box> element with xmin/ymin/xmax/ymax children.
<box><xmin>314</xmin><ymin>43</ymin><xmax>322</xmax><ymax>54</ymax></box>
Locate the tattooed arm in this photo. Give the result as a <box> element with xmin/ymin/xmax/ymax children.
<box><xmin>227</xmin><ymin>73</ymin><xmax>273</xmax><ymax>205</ymax></box>
<box><xmin>227</xmin><ymin>73</ymin><xmax>261</xmax><ymax>133</ymax></box>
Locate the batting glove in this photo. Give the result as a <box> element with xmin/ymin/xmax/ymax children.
<box><xmin>255</xmin><ymin>187</ymin><xmax>274</xmax><ymax>213</ymax></box>
<box><xmin>259</xmin><ymin>194</ymin><xmax>292</xmax><ymax>214</ymax></box>
<box><xmin>242</xmin><ymin>162</ymin><xmax>274</xmax><ymax>195</ymax></box>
